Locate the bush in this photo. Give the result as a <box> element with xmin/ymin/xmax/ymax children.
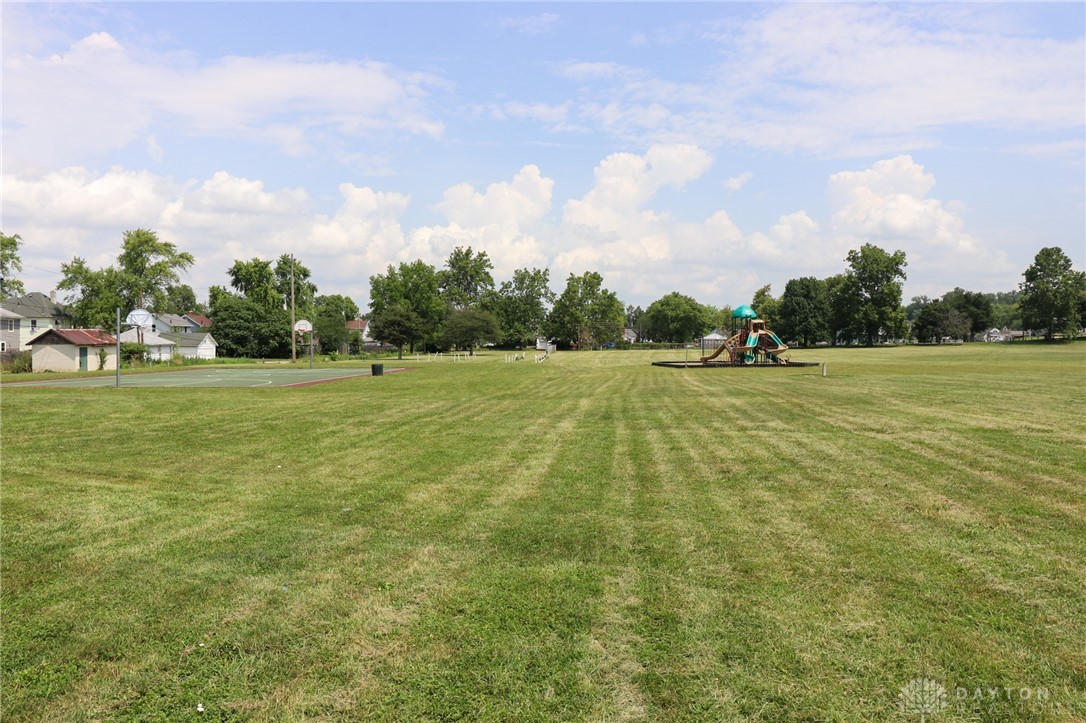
<box><xmin>120</xmin><ymin>342</ymin><xmax>149</xmax><ymax>366</ymax></box>
<box><xmin>1</xmin><ymin>350</ymin><xmax>32</xmax><ymax>374</ymax></box>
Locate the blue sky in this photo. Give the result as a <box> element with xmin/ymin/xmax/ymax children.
<box><xmin>4</xmin><ymin>2</ymin><xmax>1084</xmax><ymax>312</ymax></box>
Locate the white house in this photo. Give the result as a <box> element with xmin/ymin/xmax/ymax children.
<box><xmin>27</xmin><ymin>328</ymin><xmax>118</xmax><ymax>372</ymax></box>
<box><xmin>160</xmin><ymin>331</ymin><xmax>217</xmax><ymax>359</ymax></box>
<box><xmin>150</xmin><ymin>313</ymin><xmax>204</xmax><ymax>334</ymax></box>
<box><xmin>0</xmin><ymin>292</ymin><xmax>71</xmax><ymax>350</ymax></box>
<box><xmin>119</xmin><ymin>328</ymin><xmax>177</xmax><ymax>361</ymax></box>
<box><xmin>347</xmin><ymin>319</ymin><xmax>373</xmax><ymax>344</ymax></box>
<box><xmin>1</xmin><ymin>307</ymin><xmax>22</xmax><ymax>354</ymax></box>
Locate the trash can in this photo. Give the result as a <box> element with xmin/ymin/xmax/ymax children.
<box><xmin>371</xmin><ymin>363</ymin><xmax>384</xmax><ymax>377</ymax></box>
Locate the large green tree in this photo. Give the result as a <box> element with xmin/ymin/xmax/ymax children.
<box><xmin>369</xmin><ymin>260</ymin><xmax>445</xmax><ymax>349</ymax></box>
<box><xmin>369</xmin><ymin>304</ymin><xmax>426</xmax><ymax>359</ymax></box>
<box><xmin>1</xmin><ymin>232</ymin><xmax>26</xmax><ymax>299</ymax></box>
<box><xmin>778</xmin><ymin>277</ymin><xmax>831</xmax><ymax>347</ymax></box>
<box><xmin>942</xmin><ymin>287</ymin><xmax>994</xmax><ymax>337</ymax></box>
<box><xmin>59</xmin><ymin>229</ymin><xmax>193</xmax><ymax>328</ymax></box>
<box><xmin>825</xmin><ymin>273</ymin><xmax>856</xmax><ymax>345</ymax></box>
<box><xmin>438</xmin><ymin>247</ymin><xmax>495</xmax><ymax>311</ymax></box>
<box><xmin>443</xmin><ymin>309</ymin><xmax>501</xmax><ymax>352</ymax></box>
<box><xmin>116</xmin><ymin>229</ymin><xmax>195</xmax><ymax>310</ymax></box>
<box><xmin>840</xmin><ymin>244</ymin><xmax>908</xmax><ymax>346</ymax></box>
<box><xmin>643</xmin><ymin>292</ymin><xmax>714</xmax><ymax>343</ymax></box>
<box><xmin>912</xmin><ymin>300</ymin><xmax>970</xmax><ymax>343</ymax></box>
<box><xmin>228</xmin><ymin>258</ymin><xmax>280</xmax><ymax>309</ymax></box>
<box><xmin>162</xmin><ymin>284</ymin><xmax>199</xmax><ymax>315</ymax></box>
<box><xmin>210</xmin><ymin>293</ymin><xmax>291</xmax><ymax>358</ymax></box>
<box><xmin>1019</xmin><ymin>247</ymin><xmax>1085</xmax><ymax>341</ymax></box>
<box><xmin>482</xmin><ymin>267</ymin><xmax>554</xmax><ymax>347</ymax></box>
<box><xmin>313</xmin><ymin>294</ymin><xmax>361</xmax><ymax>353</ymax></box>
<box><xmin>984</xmin><ymin>290</ymin><xmax>1023</xmax><ymax>330</ymax></box>
<box><xmin>750</xmin><ymin>285</ymin><xmax>781</xmax><ymax>330</ymax></box>
<box><xmin>56</xmin><ymin>262</ymin><xmax>126</xmax><ymax>329</ymax></box>
<box><xmin>545</xmin><ymin>271</ymin><xmax>625</xmax><ymax>348</ymax></box>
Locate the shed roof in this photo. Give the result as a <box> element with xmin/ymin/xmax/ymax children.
<box><xmin>160</xmin><ymin>331</ymin><xmax>217</xmax><ymax>346</ymax></box>
<box><xmin>28</xmin><ymin>328</ymin><xmax>116</xmax><ymax>346</ymax></box>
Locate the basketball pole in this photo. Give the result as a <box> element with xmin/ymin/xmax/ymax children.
<box><xmin>116</xmin><ymin>308</ymin><xmax>121</xmax><ymax>388</ymax></box>
<box><xmin>291</xmin><ymin>254</ymin><xmax>297</xmax><ymax>363</ymax></box>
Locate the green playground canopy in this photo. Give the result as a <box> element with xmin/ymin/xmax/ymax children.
<box><xmin>732</xmin><ymin>304</ymin><xmax>758</xmax><ymax>319</ymax></box>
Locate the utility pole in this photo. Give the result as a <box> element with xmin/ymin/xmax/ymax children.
<box><xmin>290</xmin><ymin>254</ymin><xmax>296</xmax><ymax>363</ymax></box>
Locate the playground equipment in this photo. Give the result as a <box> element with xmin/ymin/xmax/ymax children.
<box><xmin>701</xmin><ymin>304</ymin><xmax>790</xmax><ymax>365</ymax></box>
<box><xmin>652</xmin><ymin>304</ymin><xmax>818</xmax><ymax>368</ymax></box>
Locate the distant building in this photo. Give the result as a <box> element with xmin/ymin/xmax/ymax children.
<box><xmin>1</xmin><ymin>307</ymin><xmax>23</xmax><ymax>354</ymax></box>
<box><xmin>184</xmin><ymin>312</ymin><xmax>214</xmax><ymax>330</ymax></box>
<box><xmin>28</xmin><ymin>328</ymin><xmax>118</xmax><ymax>372</ymax></box>
<box><xmin>0</xmin><ymin>291</ymin><xmax>71</xmax><ymax>350</ymax></box>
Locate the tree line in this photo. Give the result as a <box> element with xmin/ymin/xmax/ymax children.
<box><xmin>622</xmin><ymin>244</ymin><xmax>1084</xmax><ymax>346</ymax></box>
<box><xmin>5</xmin><ymin>228</ymin><xmax>1082</xmax><ymax>358</ymax></box>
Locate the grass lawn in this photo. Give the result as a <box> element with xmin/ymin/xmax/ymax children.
<box><xmin>2</xmin><ymin>343</ymin><xmax>1084</xmax><ymax>721</ymax></box>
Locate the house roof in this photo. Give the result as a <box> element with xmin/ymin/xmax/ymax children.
<box><xmin>156</xmin><ymin>313</ymin><xmax>190</xmax><ymax>328</ymax></box>
<box><xmin>160</xmin><ymin>331</ymin><xmax>217</xmax><ymax>346</ymax></box>
<box><xmin>0</xmin><ymin>307</ymin><xmax>23</xmax><ymax>319</ymax></box>
<box><xmin>184</xmin><ymin>313</ymin><xmax>213</xmax><ymax>328</ymax></box>
<box><xmin>119</xmin><ymin>328</ymin><xmax>176</xmax><ymax>346</ymax></box>
<box><xmin>347</xmin><ymin>319</ymin><xmax>369</xmax><ymax>331</ymax></box>
<box><xmin>28</xmin><ymin>328</ymin><xmax>116</xmax><ymax>346</ymax></box>
<box><xmin>1</xmin><ymin>291</ymin><xmax>68</xmax><ymax>319</ymax></box>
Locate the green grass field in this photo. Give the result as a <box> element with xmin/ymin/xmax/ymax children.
<box><xmin>3</xmin><ymin>344</ymin><xmax>1084</xmax><ymax>721</ymax></box>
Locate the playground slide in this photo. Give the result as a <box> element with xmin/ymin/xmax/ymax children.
<box><xmin>746</xmin><ymin>332</ymin><xmax>759</xmax><ymax>348</ymax></box>
<box><xmin>699</xmin><ymin>343</ymin><xmax>728</xmax><ymax>363</ymax></box>
<box><xmin>767</xmin><ymin>332</ymin><xmax>787</xmax><ymax>349</ymax></box>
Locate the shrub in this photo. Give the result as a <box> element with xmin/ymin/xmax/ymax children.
<box><xmin>1</xmin><ymin>350</ymin><xmax>32</xmax><ymax>374</ymax></box>
<box><xmin>120</xmin><ymin>342</ymin><xmax>149</xmax><ymax>366</ymax></box>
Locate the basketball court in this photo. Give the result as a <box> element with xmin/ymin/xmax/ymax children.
<box><xmin>4</xmin><ymin>367</ymin><xmax>403</xmax><ymax>389</ymax></box>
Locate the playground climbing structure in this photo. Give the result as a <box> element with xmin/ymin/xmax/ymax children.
<box><xmin>701</xmin><ymin>304</ymin><xmax>790</xmax><ymax>365</ymax></box>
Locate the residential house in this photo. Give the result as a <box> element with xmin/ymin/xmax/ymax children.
<box><xmin>184</xmin><ymin>312</ymin><xmax>213</xmax><ymax>330</ymax></box>
<box><xmin>160</xmin><ymin>331</ymin><xmax>217</xmax><ymax>359</ymax></box>
<box><xmin>347</xmin><ymin>319</ymin><xmax>376</xmax><ymax>350</ymax></box>
<box><xmin>119</xmin><ymin>328</ymin><xmax>177</xmax><ymax>361</ymax></box>
<box><xmin>1</xmin><ymin>307</ymin><xmax>22</xmax><ymax>354</ymax></box>
<box><xmin>28</xmin><ymin>328</ymin><xmax>118</xmax><ymax>372</ymax></box>
<box><xmin>0</xmin><ymin>291</ymin><xmax>71</xmax><ymax>350</ymax></box>
<box><xmin>623</xmin><ymin>328</ymin><xmax>638</xmax><ymax>343</ymax></box>
<box><xmin>151</xmin><ymin>313</ymin><xmax>202</xmax><ymax>334</ymax></box>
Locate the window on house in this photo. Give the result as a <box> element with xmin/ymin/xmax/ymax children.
<box><xmin>1</xmin><ymin>342</ymin><xmax>6</xmax><ymax>352</ymax></box>
<box><xmin>30</xmin><ymin>320</ymin><xmax>37</xmax><ymax>331</ymax></box>
<box><xmin>5</xmin><ymin>320</ymin><xmax>12</xmax><ymax>332</ymax></box>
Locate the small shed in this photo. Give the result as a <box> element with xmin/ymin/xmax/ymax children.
<box><xmin>28</xmin><ymin>328</ymin><xmax>118</xmax><ymax>372</ymax></box>
<box><xmin>119</xmin><ymin>328</ymin><xmax>177</xmax><ymax>361</ymax></box>
<box><xmin>160</xmin><ymin>331</ymin><xmax>217</xmax><ymax>360</ymax></box>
